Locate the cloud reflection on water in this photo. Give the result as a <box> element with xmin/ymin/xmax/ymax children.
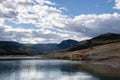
<box><xmin>0</xmin><ymin>60</ymin><xmax>99</xmax><ymax>80</ymax></box>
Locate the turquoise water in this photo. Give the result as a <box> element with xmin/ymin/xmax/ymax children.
<box><xmin>0</xmin><ymin>60</ymin><xmax>119</xmax><ymax>80</ymax></box>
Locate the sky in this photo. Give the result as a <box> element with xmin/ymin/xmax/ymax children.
<box><xmin>0</xmin><ymin>0</ymin><xmax>120</xmax><ymax>44</ymax></box>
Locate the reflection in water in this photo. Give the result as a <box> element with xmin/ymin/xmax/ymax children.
<box><xmin>0</xmin><ymin>60</ymin><xmax>113</xmax><ymax>80</ymax></box>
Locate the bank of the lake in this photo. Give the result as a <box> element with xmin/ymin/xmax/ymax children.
<box><xmin>0</xmin><ymin>56</ymin><xmax>44</xmax><ymax>60</ymax></box>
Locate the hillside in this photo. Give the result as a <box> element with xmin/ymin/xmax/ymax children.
<box><xmin>0</xmin><ymin>41</ymin><xmax>42</xmax><ymax>56</ymax></box>
<box><xmin>48</xmin><ymin>42</ymin><xmax>120</xmax><ymax>61</ymax></box>
<box><xmin>46</xmin><ymin>33</ymin><xmax>120</xmax><ymax>61</ymax></box>
<box><xmin>58</xmin><ymin>33</ymin><xmax>120</xmax><ymax>52</ymax></box>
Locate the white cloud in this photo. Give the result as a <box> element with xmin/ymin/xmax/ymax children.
<box><xmin>114</xmin><ymin>0</ymin><xmax>120</xmax><ymax>9</ymax></box>
<box><xmin>0</xmin><ymin>0</ymin><xmax>120</xmax><ymax>43</ymax></box>
<box><xmin>0</xmin><ymin>0</ymin><xmax>71</xmax><ymax>43</ymax></box>
<box><xmin>65</xmin><ymin>13</ymin><xmax>120</xmax><ymax>37</ymax></box>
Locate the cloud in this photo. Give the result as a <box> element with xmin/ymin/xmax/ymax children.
<box><xmin>0</xmin><ymin>25</ymin><xmax>85</xmax><ymax>43</ymax></box>
<box><xmin>0</xmin><ymin>11</ymin><xmax>17</xmax><ymax>18</ymax></box>
<box><xmin>65</xmin><ymin>13</ymin><xmax>120</xmax><ymax>37</ymax></box>
<box><xmin>0</xmin><ymin>0</ymin><xmax>72</xmax><ymax>43</ymax></box>
<box><xmin>0</xmin><ymin>0</ymin><xmax>120</xmax><ymax>43</ymax></box>
<box><xmin>114</xmin><ymin>0</ymin><xmax>120</xmax><ymax>9</ymax></box>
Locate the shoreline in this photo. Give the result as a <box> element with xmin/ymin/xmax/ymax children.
<box><xmin>0</xmin><ymin>56</ymin><xmax>43</xmax><ymax>60</ymax></box>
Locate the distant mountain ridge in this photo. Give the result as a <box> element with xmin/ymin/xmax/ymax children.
<box><xmin>0</xmin><ymin>39</ymin><xmax>79</xmax><ymax>55</ymax></box>
<box><xmin>58</xmin><ymin>33</ymin><xmax>120</xmax><ymax>52</ymax></box>
<box><xmin>32</xmin><ymin>39</ymin><xmax>78</xmax><ymax>53</ymax></box>
<box><xmin>0</xmin><ymin>33</ymin><xmax>120</xmax><ymax>56</ymax></box>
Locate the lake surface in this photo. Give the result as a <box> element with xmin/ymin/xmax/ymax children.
<box><xmin>0</xmin><ymin>60</ymin><xmax>118</xmax><ymax>80</ymax></box>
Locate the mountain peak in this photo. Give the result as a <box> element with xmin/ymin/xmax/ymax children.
<box><xmin>101</xmin><ymin>32</ymin><xmax>119</xmax><ymax>36</ymax></box>
<box><xmin>60</xmin><ymin>39</ymin><xmax>78</xmax><ymax>45</ymax></box>
<box><xmin>60</xmin><ymin>39</ymin><xmax>78</xmax><ymax>43</ymax></box>
<box><xmin>59</xmin><ymin>39</ymin><xmax>79</xmax><ymax>49</ymax></box>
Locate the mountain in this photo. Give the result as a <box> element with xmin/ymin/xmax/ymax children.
<box><xmin>0</xmin><ymin>41</ymin><xmax>24</xmax><ymax>55</ymax></box>
<box><xmin>47</xmin><ymin>33</ymin><xmax>120</xmax><ymax>61</ymax></box>
<box><xmin>0</xmin><ymin>33</ymin><xmax>119</xmax><ymax>56</ymax></box>
<box><xmin>58</xmin><ymin>33</ymin><xmax>120</xmax><ymax>52</ymax></box>
<box><xmin>0</xmin><ymin>39</ymin><xmax>78</xmax><ymax>55</ymax></box>
<box><xmin>92</xmin><ymin>33</ymin><xmax>120</xmax><ymax>40</ymax></box>
<box><xmin>58</xmin><ymin>39</ymin><xmax>79</xmax><ymax>49</ymax></box>
<box><xmin>31</xmin><ymin>43</ymin><xmax>58</xmax><ymax>53</ymax></box>
<box><xmin>0</xmin><ymin>41</ymin><xmax>22</xmax><ymax>50</ymax></box>
<box><xmin>0</xmin><ymin>41</ymin><xmax>43</xmax><ymax>55</ymax></box>
<box><xmin>30</xmin><ymin>39</ymin><xmax>79</xmax><ymax>53</ymax></box>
